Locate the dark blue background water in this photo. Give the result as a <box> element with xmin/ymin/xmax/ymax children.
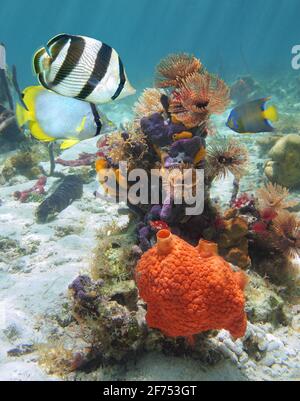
<box><xmin>1</xmin><ymin>0</ymin><xmax>300</xmax><ymax>88</ymax></box>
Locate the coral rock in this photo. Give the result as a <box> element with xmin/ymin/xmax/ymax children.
<box><xmin>264</xmin><ymin>134</ymin><xmax>300</xmax><ymax>188</ymax></box>
<box><xmin>217</xmin><ymin>217</ymin><xmax>251</xmax><ymax>269</ymax></box>
<box><xmin>136</xmin><ymin>230</ymin><xmax>247</xmax><ymax>339</ymax></box>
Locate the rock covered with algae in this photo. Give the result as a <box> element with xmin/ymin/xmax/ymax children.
<box><xmin>65</xmin><ymin>221</ymin><xmax>148</xmax><ymax>363</ymax></box>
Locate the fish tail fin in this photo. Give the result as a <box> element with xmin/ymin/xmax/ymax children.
<box><xmin>33</xmin><ymin>47</ymin><xmax>51</xmax><ymax>74</ymax></box>
<box><xmin>263</xmin><ymin>105</ymin><xmax>279</xmax><ymax>122</ymax></box>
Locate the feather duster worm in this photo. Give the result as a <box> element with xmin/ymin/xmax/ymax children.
<box><xmin>272</xmin><ymin>210</ymin><xmax>300</xmax><ymax>258</ymax></box>
<box><xmin>169</xmin><ymin>72</ymin><xmax>230</xmax><ymax>128</ymax></box>
<box><xmin>206</xmin><ymin>137</ymin><xmax>249</xmax><ymax>181</ymax></box>
<box><xmin>256</xmin><ymin>183</ymin><xmax>298</xmax><ymax>212</ymax></box>
<box><xmin>133</xmin><ymin>88</ymin><xmax>166</xmax><ymax>119</ymax></box>
<box><xmin>155</xmin><ymin>53</ymin><xmax>202</xmax><ymax>88</ymax></box>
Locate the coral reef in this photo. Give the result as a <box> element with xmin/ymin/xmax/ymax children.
<box><xmin>65</xmin><ymin>222</ymin><xmax>147</xmax><ymax>363</ymax></box>
<box><xmin>245</xmin><ymin>272</ymin><xmax>289</xmax><ymax>326</ymax></box>
<box><xmin>136</xmin><ymin>230</ymin><xmax>248</xmax><ymax>339</ymax></box>
<box><xmin>0</xmin><ymin>148</ymin><xmax>45</xmax><ymax>182</ymax></box>
<box><xmin>31</xmin><ymin>53</ymin><xmax>300</xmax><ymax>379</ymax></box>
<box><xmin>90</xmin><ymin>221</ymin><xmax>138</xmax><ymax>285</ymax></box>
<box><xmin>216</xmin><ymin>215</ymin><xmax>251</xmax><ymax>269</ymax></box>
<box><xmin>264</xmin><ymin>134</ymin><xmax>300</xmax><ymax>188</ymax></box>
<box><xmin>68</xmin><ymin>274</ymin><xmax>145</xmax><ymax>363</ymax></box>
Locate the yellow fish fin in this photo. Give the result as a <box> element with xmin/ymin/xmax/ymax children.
<box><xmin>15</xmin><ymin>86</ymin><xmax>44</xmax><ymax>127</ymax></box>
<box><xmin>29</xmin><ymin>121</ymin><xmax>55</xmax><ymax>143</ymax></box>
<box><xmin>76</xmin><ymin>116</ymin><xmax>87</xmax><ymax>133</ymax></box>
<box><xmin>263</xmin><ymin>105</ymin><xmax>278</xmax><ymax>122</ymax></box>
<box><xmin>15</xmin><ymin>102</ymin><xmax>34</xmax><ymax>128</ymax></box>
<box><xmin>60</xmin><ymin>139</ymin><xmax>80</xmax><ymax>150</ymax></box>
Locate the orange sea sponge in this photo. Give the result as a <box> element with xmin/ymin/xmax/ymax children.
<box><xmin>136</xmin><ymin>230</ymin><xmax>247</xmax><ymax>339</ymax></box>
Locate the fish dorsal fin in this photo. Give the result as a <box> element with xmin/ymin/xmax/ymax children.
<box><xmin>60</xmin><ymin>139</ymin><xmax>80</xmax><ymax>150</ymax></box>
<box><xmin>47</xmin><ymin>34</ymin><xmax>73</xmax><ymax>63</ymax></box>
<box><xmin>47</xmin><ymin>34</ymin><xmax>71</xmax><ymax>51</ymax></box>
<box><xmin>263</xmin><ymin>105</ymin><xmax>279</xmax><ymax>122</ymax></box>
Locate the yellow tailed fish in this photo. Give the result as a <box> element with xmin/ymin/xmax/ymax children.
<box><xmin>16</xmin><ymin>86</ymin><xmax>112</xmax><ymax>149</ymax></box>
<box><xmin>226</xmin><ymin>97</ymin><xmax>279</xmax><ymax>134</ymax></box>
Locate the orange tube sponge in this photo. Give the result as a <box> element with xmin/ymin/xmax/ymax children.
<box><xmin>136</xmin><ymin>231</ymin><xmax>247</xmax><ymax>339</ymax></box>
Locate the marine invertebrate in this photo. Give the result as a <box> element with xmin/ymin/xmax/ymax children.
<box><xmin>232</xmin><ymin>193</ymin><xmax>255</xmax><ymax>210</ymax></box>
<box><xmin>169</xmin><ymin>72</ymin><xmax>230</xmax><ymax>128</ymax></box>
<box><xmin>36</xmin><ymin>175</ymin><xmax>83</xmax><ymax>223</ymax></box>
<box><xmin>55</xmin><ymin>153</ymin><xmax>97</xmax><ymax>167</ymax></box>
<box><xmin>107</xmin><ymin>129</ymin><xmax>149</xmax><ymax>170</ymax></box>
<box><xmin>136</xmin><ymin>230</ymin><xmax>247</xmax><ymax>339</ymax></box>
<box><xmin>133</xmin><ymin>88</ymin><xmax>165</xmax><ymax>119</ymax></box>
<box><xmin>206</xmin><ymin>137</ymin><xmax>249</xmax><ymax>181</ymax></box>
<box><xmin>260</xmin><ymin>207</ymin><xmax>278</xmax><ymax>222</ymax></box>
<box><xmin>272</xmin><ymin>210</ymin><xmax>300</xmax><ymax>259</ymax></box>
<box><xmin>169</xmin><ymin>136</ymin><xmax>204</xmax><ymax>161</ymax></box>
<box><xmin>14</xmin><ymin>176</ymin><xmax>47</xmax><ymax>203</ymax></box>
<box><xmin>140</xmin><ymin>113</ymin><xmax>184</xmax><ymax>147</ymax></box>
<box><xmin>252</xmin><ymin>221</ymin><xmax>268</xmax><ymax>234</ymax></box>
<box><xmin>155</xmin><ymin>53</ymin><xmax>202</xmax><ymax>88</ymax></box>
<box><xmin>217</xmin><ymin>216</ymin><xmax>251</xmax><ymax>269</ymax></box>
<box><xmin>149</xmin><ymin>220</ymin><xmax>169</xmax><ymax>231</ymax></box>
<box><xmin>256</xmin><ymin>182</ymin><xmax>298</xmax><ymax>212</ymax></box>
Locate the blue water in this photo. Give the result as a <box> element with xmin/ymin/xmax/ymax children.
<box><xmin>1</xmin><ymin>0</ymin><xmax>300</xmax><ymax>88</ymax></box>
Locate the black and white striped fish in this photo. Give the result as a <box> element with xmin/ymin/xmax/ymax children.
<box><xmin>33</xmin><ymin>34</ymin><xmax>136</xmax><ymax>104</ymax></box>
